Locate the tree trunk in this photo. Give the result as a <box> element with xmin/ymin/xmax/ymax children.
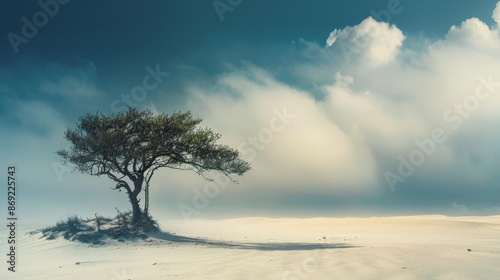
<box><xmin>144</xmin><ymin>183</ymin><xmax>149</xmax><ymax>217</ymax></box>
<box><xmin>128</xmin><ymin>192</ymin><xmax>142</xmax><ymax>224</ymax></box>
<box><xmin>129</xmin><ymin>177</ymin><xmax>144</xmax><ymax>224</ymax></box>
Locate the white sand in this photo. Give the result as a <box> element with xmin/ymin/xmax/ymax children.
<box><xmin>4</xmin><ymin>215</ymin><xmax>500</xmax><ymax>279</ymax></box>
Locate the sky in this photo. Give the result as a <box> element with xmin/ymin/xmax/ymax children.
<box><xmin>2</xmin><ymin>0</ymin><xmax>500</xmax><ymax>223</ymax></box>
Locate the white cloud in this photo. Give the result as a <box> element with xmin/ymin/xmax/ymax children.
<box><xmin>325</xmin><ymin>29</ymin><xmax>340</xmax><ymax>47</ymax></box>
<box><xmin>326</xmin><ymin>17</ymin><xmax>405</xmax><ymax>67</ymax></box>
<box><xmin>493</xmin><ymin>1</ymin><xmax>500</xmax><ymax>26</ymax></box>
<box><xmin>183</xmin><ymin>67</ymin><xmax>379</xmax><ymax>195</ymax></box>
<box><xmin>445</xmin><ymin>18</ymin><xmax>500</xmax><ymax>51</ymax></box>
<box><xmin>166</xmin><ymin>2</ymin><xmax>500</xmax><ymax>199</ymax></box>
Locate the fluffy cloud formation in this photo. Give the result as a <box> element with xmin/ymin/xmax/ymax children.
<box><xmin>493</xmin><ymin>1</ymin><xmax>500</xmax><ymax>26</ymax></box>
<box><xmin>184</xmin><ymin>67</ymin><xmax>378</xmax><ymax>195</ymax></box>
<box><xmin>445</xmin><ymin>18</ymin><xmax>500</xmax><ymax>50</ymax></box>
<box><xmin>168</xmin><ymin>3</ymin><xmax>500</xmax><ymax>206</ymax></box>
<box><xmin>325</xmin><ymin>17</ymin><xmax>405</xmax><ymax>67</ymax></box>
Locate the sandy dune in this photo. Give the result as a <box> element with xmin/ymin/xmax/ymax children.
<box><xmin>5</xmin><ymin>215</ymin><xmax>500</xmax><ymax>279</ymax></box>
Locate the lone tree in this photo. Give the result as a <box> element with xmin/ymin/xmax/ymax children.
<box><xmin>57</xmin><ymin>108</ymin><xmax>250</xmax><ymax>226</ymax></box>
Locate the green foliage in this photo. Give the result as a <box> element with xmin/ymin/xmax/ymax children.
<box><xmin>57</xmin><ymin>107</ymin><xmax>251</xmax><ymax>179</ymax></box>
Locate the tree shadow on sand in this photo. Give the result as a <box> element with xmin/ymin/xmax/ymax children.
<box><xmin>153</xmin><ymin>232</ymin><xmax>356</xmax><ymax>251</ymax></box>
<box><xmin>37</xmin><ymin>215</ymin><xmax>356</xmax><ymax>251</ymax></box>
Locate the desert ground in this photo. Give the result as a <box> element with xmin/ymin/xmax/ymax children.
<box><xmin>5</xmin><ymin>215</ymin><xmax>500</xmax><ymax>279</ymax></box>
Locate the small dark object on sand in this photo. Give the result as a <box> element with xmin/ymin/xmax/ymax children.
<box><xmin>467</xmin><ymin>248</ymin><xmax>472</xmax><ymax>252</ymax></box>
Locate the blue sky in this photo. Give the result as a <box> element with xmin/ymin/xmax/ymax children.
<box><xmin>2</xmin><ymin>0</ymin><xmax>500</xmax><ymax>222</ymax></box>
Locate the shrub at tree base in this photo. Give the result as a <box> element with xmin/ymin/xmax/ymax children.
<box><xmin>35</xmin><ymin>213</ymin><xmax>160</xmax><ymax>245</ymax></box>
